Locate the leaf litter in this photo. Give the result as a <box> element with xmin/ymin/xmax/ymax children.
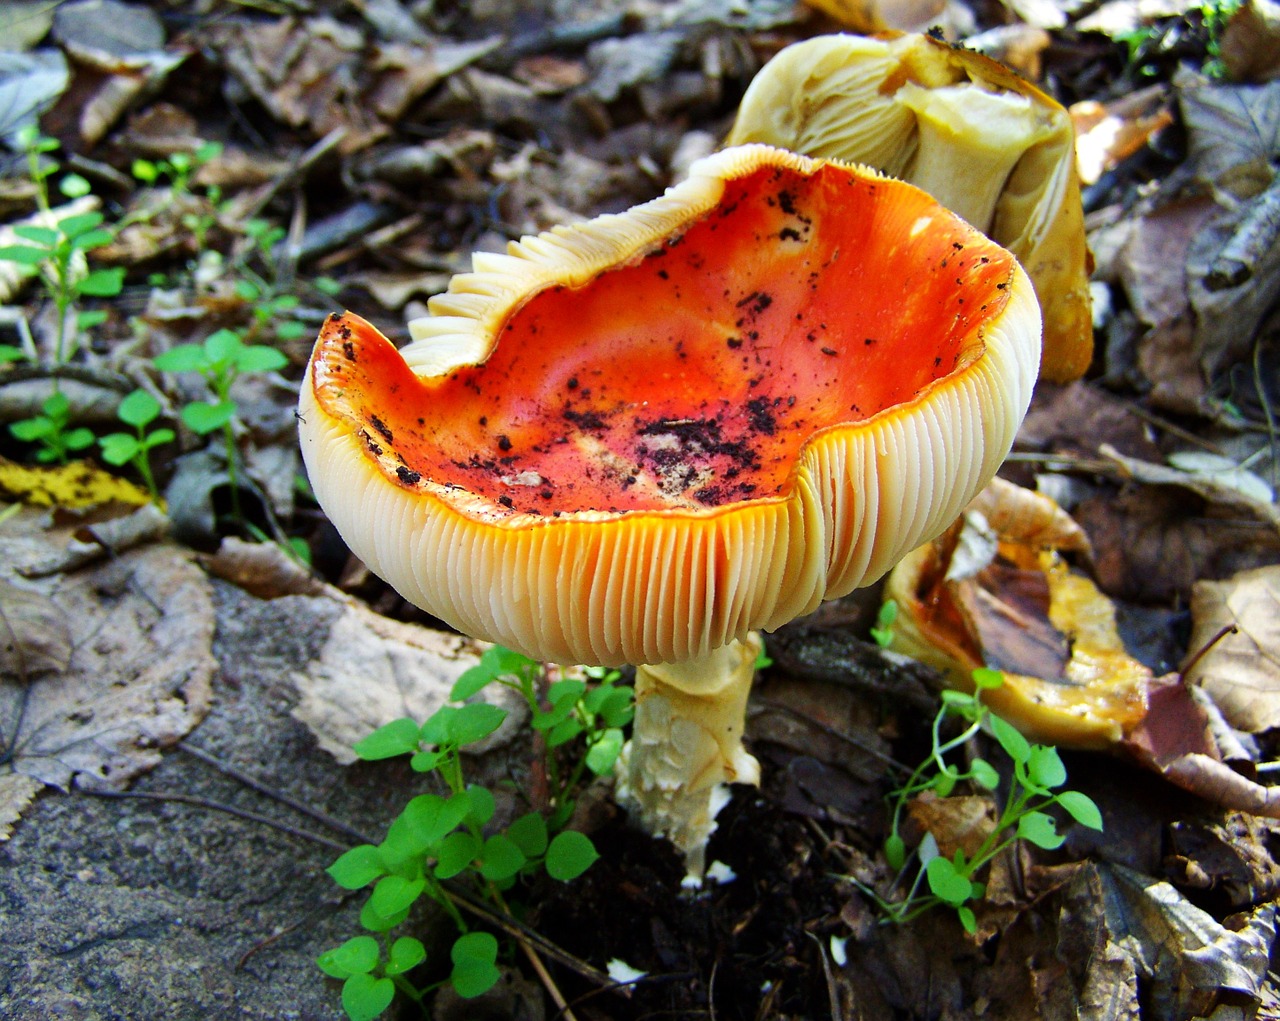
<box><xmin>2</xmin><ymin>0</ymin><xmax>1280</xmax><ymax>1015</ymax></box>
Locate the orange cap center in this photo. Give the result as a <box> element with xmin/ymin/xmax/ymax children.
<box><xmin>313</xmin><ymin>163</ymin><xmax>1016</xmax><ymax>518</ymax></box>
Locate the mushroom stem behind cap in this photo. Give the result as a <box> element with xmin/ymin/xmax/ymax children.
<box><xmin>896</xmin><ymin>82</ymin><xmax>1058</xmax><ymax>232</ymax></box>
<box><xmin>614</xmin><ymin>634</ymin><xmax>764</xmax><ymax>882</ymax></box>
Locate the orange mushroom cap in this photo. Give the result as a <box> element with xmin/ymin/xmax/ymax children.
<box><xmin>298</xmin><ymin>145</ymin><xmax>1041</xmax><ymax>668</ymax></box>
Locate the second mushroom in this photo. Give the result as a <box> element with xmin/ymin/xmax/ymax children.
<box><xmin>298</xmin><ymin>145</ymin><xmax>1042</xmax><ymax>878</ymax></box>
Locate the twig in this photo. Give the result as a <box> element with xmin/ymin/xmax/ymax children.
<box><xmin>1254</xmin><ymin>339</ymin><xmax>1278</xmax><ymax>497</ymax></box>
<box><xmin>1122</xmin><ymin>401</ymin><xmax>1225</xmax><ymax>454</ymax></box>
<box><xmin>245</xmin><ymin>127</ymin><xmax>348</xmax><ymax>222</ymax></box>
<box><xmin>179</xmin><ymin>741</ymin><xmax>376</xmax><ymax>846</ymax></box>
<box><xmin>442</xmin><ymin>883</ymin><xmax>611</xmax><ymax>988</ymax></box>
<box><xmin>76</xmin><ymin>785</ymin><xmax>351</xmax><ymax>851</ymax></box>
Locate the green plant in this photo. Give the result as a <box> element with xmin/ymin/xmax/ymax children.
<box><xmin>869</xmin><ymin>599</ymin><xmax>898</xmax><ymax>648</ymax></box>
<box><xmin>452</xmin><ymin>646</ymin><xmax>634</xmax><ymax>828</ymax></box>
<box><xmin>318</xmin><ymin>647</ymin><xmax>619</xmax><ymax>1018</ymax></box>
<box><xmin>9</xmin><ymin>390</ymin><xmax>94</xmax><ymax>463</ymax></box>
<box><xmin>97</xmin><ymin>389</ymin><xmax>173</xmax><ymax>503</ymax></box>
<box><xmin>153</xmin><ymin>328</ymin><xmax>287</xmax><ymax>520</ymax></box>
<box><xmin>131</xmin><ymin>141</ymin><xmax>225</xmax><ymax>249</ymax></box>
<box><xmin>0</xmin><ymin>126</ymin><xmax>123</xmax><ymax>369</ymax></box>
<box><xmin>863</xmin><ymin>669</ymin><xmax>1103</xmax><ymax>933</ymax></box>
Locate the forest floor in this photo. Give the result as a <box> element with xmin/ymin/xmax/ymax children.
<box><xmin>1</xmin><ymin>0</ymin><xmax>1279</xmax><ymax>1018</ymax></box>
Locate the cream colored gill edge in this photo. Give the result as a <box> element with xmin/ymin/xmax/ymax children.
<box><xmin>404</xmin><ymin>145</ymin><xmax>878</xmax><ymax>377</ymax></box>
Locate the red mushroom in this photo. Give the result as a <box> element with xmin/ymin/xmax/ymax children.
<box><xmin>298</xmin><ymin>145</ymin><xmax>1041</xmax><ymax>876</ymax></box>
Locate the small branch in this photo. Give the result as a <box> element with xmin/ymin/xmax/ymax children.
<box><xmin>179</xmin><ymin>741</ymin><xmax>377</xmax><ymax>846</ymax></box>
<box><xmin>76</xmin><ymin>785</ymin><xmax>351</xmax><ymax>851</ymax></box>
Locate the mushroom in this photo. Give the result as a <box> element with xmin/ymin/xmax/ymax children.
<box><xmin>298</xmin><ymin>145</ymin><xmax>1041</xmax><ymax>877</ymax></box>
<box><xmin>725</xmin><ymin>32</ymin><xmax>1092</xmax><ymax>383</ymax></box>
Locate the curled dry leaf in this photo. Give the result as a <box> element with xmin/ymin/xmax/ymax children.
<box><xmin>1221</xmin><ymin>0</ymin><xmax>1280</xmax><ymax>83</ymax></box>
<box><xmin>1183</xmin><ymin>565</ymin><xmax>1280</xmax><ymax>733</ymax></box>
<box><xmin>884</xmin><ymin>477</ymin><xmax>1151</xmax><ymax>749</ymax></box>
<box><xmin>800</xmin><ymin>0</ymin><xmax>961</xmax><ymax>37</ymax></box>
<box><xmin>1100</xmin><ymin>444</ymin><xmax>1280</xmax><ymax>532</ymax></box>
<box><xmin>1070</xmin><ymin>85</ymin><xmax>1174</xmax><ymax>186</ymax></box>
<box><xmin>0</xmin><ymin>508</ymin><xmax>215</xmax><ymax>811</ymax></box>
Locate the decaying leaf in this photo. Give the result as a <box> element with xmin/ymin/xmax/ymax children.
<box><xmin>800</xmin><ymin>0</ymin><xmax>968</xmax><ymax>36</ymax></box>
<box><xmin>288</xmin><ymin>590</ymin><xmax>502</xmax><ymax>763</ymax></box>
<box><xmin>1184</xmin><ymin>566</ymin><xmax>1280</xmax><ymax>733</ymax></box>
<box><xmin>0</xmin><ymin>579</ymin><xmax>72</xmax><ymax>677</ymax></box>
<box><xmin>1221</xmin><ymin>0</ymin><xmax>1280</xmax><ymax>83</ymax></box>
<box><xmin>884</xmin><ymin>478</ymin><xmax>1153</xmax><ymax>749</ymax></box>
<box><xmin>0</xmin><ymin>454</ymin><xmax>152</xmax><ymax>509</ymax></box>
<box><xmin>0</xmin><ymin>508</ymin><xmax>215</xmax><ymax>816</ymax></box>
<box><xmin>0</xmin><ymin>773</ymin><xmax>41</xmax><ymax>842</ymax></box>
<box><xmin>1070</xmin><ymin>85</ymin><xmax>1173</xmax><ymax>186</ymax></box>
<box><xmin>1058</xmin><ymin>862</ymin><xmax>1274</xmax><ymax>1019</ymax></box>
<box><xmin>209</xmin><ymin>18</ymin><xmax>494</xmax><ymax>154</ymax></box>
<box><xmin>1100</xmin><ymin>444</ymin><xmax>1280</xmax><ymax>532</ymax></box>
<box><xmin>905</xmin><ymin>792</ymin><xmax>997</xmax><ymax>860</ymax></box>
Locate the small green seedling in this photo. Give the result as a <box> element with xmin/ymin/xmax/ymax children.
<box><xmin>0</xmin><ymin>126</ymin><xmax>123</xmax><ymax>367</ymax></box>
<box><xmin>318</xmin><ymin>647</ymin><xmax>619</xmax><ymax>1019</ymax></box>
<box><xmin>869</xmin><ymin>599</ymin><xmax>898</xmax><ymax>648</ymax></box>
<box><xmin>10</xmin><ymin>390</ymin><xmax>94</xmax><ymax>463</ymax></box>
<box><xmin>131</xmin><ymin>141</ymin><xmax>225</xmax><ymax>250</ymax></box>
<box><xmin>98</xmin><ymin>389</ymin><xmax>173</xmax><ymax>503</ymax></box>
<box><xmin>153</xmin><ymin>328</ymin><xmax>287</xmax><ymax>520</ymax></box>
<box><xmin>865</xmin><ymin>669</ymin><xmax>1103</xmax><ymax>933</ymax></box>
<box><xmin>452</xmin><ymin>647</ymin><xmax>635</xmax><ymax>829</ymax></box>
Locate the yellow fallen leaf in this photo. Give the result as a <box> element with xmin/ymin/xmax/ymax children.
<box><xmin>0</xmin><ymin>455</ymin><xmax>151</xmax><ymax>509</ymax></box>
<box><xmin>884</xmin><ymin>478</ymin><xmax>1152</xmax><ymax>749</ymax></box>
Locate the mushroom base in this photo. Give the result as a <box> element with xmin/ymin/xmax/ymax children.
<box><xmin>614</xmin><ymin>634</ymin><xmax>763</xmax><ymax>882</ymax></box>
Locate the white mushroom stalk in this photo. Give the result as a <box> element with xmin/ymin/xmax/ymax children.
<box><xmin>298</xmin><ymin>145</ymin><xmax>1041</xmax><ymax>878</ymax></box>
<box><xmin>614</xmin><ymin>635</ymin><xmax>763</xmax><ymax>880</ymax></box>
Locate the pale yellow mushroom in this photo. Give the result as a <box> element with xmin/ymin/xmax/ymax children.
<box><xmin>727</xmin><ymin>33</ymin><xmax>1092</xmax><ymax>383</ymax></box>
<box><xmin>298</xmin><ymin>145</ymin><xmax>1041</xmax><ymax>877</ymax></box>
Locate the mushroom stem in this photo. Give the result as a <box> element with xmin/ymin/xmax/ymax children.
<box><xmin>895</xmin><ymin>82</ymin><xmax>1057</xmax><ymax>231</ymax></box>
<box><xmin>614</xmin><ymin>633</ymin><xmax>764</xmax><ymax>883</ymax></box>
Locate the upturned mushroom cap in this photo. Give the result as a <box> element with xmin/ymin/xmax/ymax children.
<box><xmin>725</xmin><ymin>33</ymin><xmax>1092</xmax><ymax>383</ymax></box>
<box><xmin>298</xmin><ymin>145</ymin><xmax>1041</xmax><ymax>668</ymax></box>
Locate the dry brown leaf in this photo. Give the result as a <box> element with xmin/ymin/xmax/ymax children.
<box><xmin>905</xmin><ymin>793</ymin><xmax>997</xmax><ymax>860</ymax></box>
<box><xmin>884</xmin><ymin>478</ymin><xmax>1152</xmax><ymax>749</ymax></box>
<box><xmin>1076</xmin><ymin>483</ymin><xmax>1280</xmax><ymax>604</ymax></box>
<box><xmin>1184</xmin><ymin>566</ymin><xmax>1280</xmax><ymax>732</ymax></box>
<box><xmin>210</xmin><ymin>18</ymin><xmax>495</xmax><ymax>155</ymax></box>
<box><xmin>289</xmin><ymin>593</ymin><xmax>503</xmax><ymax>763</ymax></box>
<box><xmin>202</xmin><ymin>536</ymin><xmax>327</xmax><ymax>600</ymax></box>
<box><xmin>0</xmin><ymin>509</ymin><xmax>214</xmax><ymax>804</ymax></box>
<box><xmin>1058</xmin><ymin>862</ymin><xmax>1273</xmax><ymax>1019</ymax></box>
<box><xmin>1071</xmin><ymin>86</ymin><xmax>1173</xmax><ymax>186</ymax></box>
<box><xmin>1221</xmin><ymin>0</ymin><xmax>1280</xmax><ymax>82</ymax></box>
<box><xmin>1100</xmin><ymin>445</ymin><xmax>1280</xmax><ymax>532</ymax></box>
<box><xmin>0</xmin><ymin>773</ymin><xmax>41</xmax><ymax>842</ymax></box>
<box><xmin>0</xmin><ymin>580</ymin><xmax>71</xmax><ymax>678</ymax></box>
